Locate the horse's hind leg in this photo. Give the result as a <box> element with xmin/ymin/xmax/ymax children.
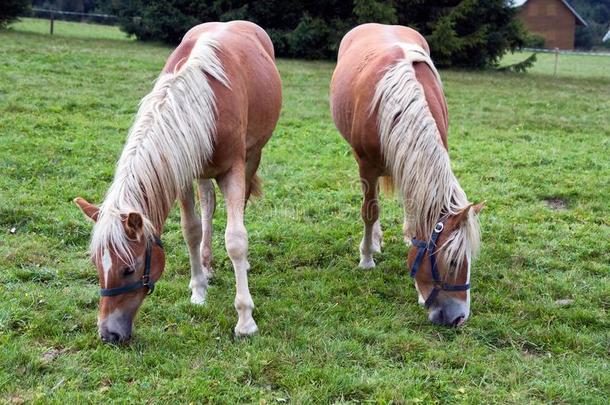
<box><xmin>359</xmin><ymin>165</ymin><xmax>382</xmax><ymax>269</ymax></box>
<box><xmin>218</xmin><ymin>164</ymin><xmax>258</xmax><ymax>337</ymax></box>
<box><xmin>179</xmin><ymin>183</ymin><xmax>208</xmax><ymax>305</ymax></box>
<box><xmin>198</xmin><ymin>179</ymin><xmax>215</xmax><ymax>279</ymax></box>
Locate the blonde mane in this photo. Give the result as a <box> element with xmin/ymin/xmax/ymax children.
<box><xmin>91</xmin><ymin>35</ymin><xmax>228</xmax><ymax>264</ymax></box>
<box><xmin>372</xmin><ymin>44</ymin><xmax>481</xmax><ymax>273</ymax></box>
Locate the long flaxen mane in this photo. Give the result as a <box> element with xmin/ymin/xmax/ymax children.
<box><xmin>91</xmin><ymin>34</ymin><xmax>228</xmax><ymax>264</ymax></box>
<box><xmin>371</xmin><ymin>44</ymin><xmax>481</xmax><ymax>274</ymax></box>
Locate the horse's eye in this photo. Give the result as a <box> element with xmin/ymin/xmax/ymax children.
<box><xmin>122</xmin><ymin>266</ymin><xmax>135</xmax><ymax>277</ymax></box>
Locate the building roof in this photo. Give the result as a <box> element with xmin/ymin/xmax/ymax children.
<box><xmin>510</xmin><ymin>0</ymin><xmax>588</xmax><ymax>27</ymax></box>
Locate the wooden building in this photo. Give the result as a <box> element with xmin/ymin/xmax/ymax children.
<box><xmin>512</xmin><ymin>0</ymin><xmax>588</xmax><ymax>49</ymax></box>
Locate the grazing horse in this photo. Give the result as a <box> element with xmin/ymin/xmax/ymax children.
<box><xmin>330</xmin><ymin>24</ymin><xmax>483</xmax><ymax>327</ymax></box>
<box><xmin>74</xmin><ymin>21</ymin><xmax>282</xmax><ymax>343</ymax></box>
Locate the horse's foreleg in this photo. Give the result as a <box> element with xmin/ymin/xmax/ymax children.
<box><xmin>179</xmin><ymin>183</ymin><xmax>208</xmax><ymax>305</ymax></box>
<box><xmin>218</xmin><ymin>164</ymin><xmax>258</xmax><ymax>337</ymax></box>
<box><xmin>372</xmin><ymin>218</ymin><xmax>382</xmax><ymax>253</ymax></box>
<box><xmin>198</xmin><ymin>178</ymin><xmax>215</xmax><ymax>280</ymax></box>
<box><xmin>359</xmin><ymin>167</ymin><xmax>381</xmax><ymax>269</ymax></box>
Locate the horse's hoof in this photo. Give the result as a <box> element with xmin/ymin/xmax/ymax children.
<box><xmin>234</xmin><ymin>319</ymin><xmax>258</xmax><ymax>337</ymax></box>
<box><xmin>359</xmin><ymin>258</ymin><xmax>376</xmax><ymax>269</ymax></box>
<box><xmin>190</xmin><ymin>291</ymin><xmax>207</xmax><ymax>305</ymax></box>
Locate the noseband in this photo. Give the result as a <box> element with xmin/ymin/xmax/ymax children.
<box><xmin>99</xmin><ymin>236</ymin><xmax>163</xmax><ymax>297</ymax></box>
<box><xmin>410</xmin><ymin>221</ymin><xmax>470</xmax><ymax>308</ymax></box>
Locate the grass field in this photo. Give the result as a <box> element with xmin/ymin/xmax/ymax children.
<box><xmin>1</xmin><ymin>19</ymin><xmax>608</xmax><ymax>403</ymax></box>
<box><xmin>500</xmin><ymin>50</ymin><xmax>610</xmax><ymax>79</ymax></box>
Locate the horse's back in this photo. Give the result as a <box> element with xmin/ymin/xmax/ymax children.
<box><xmin>164</xmin><ymin>21</ymin><xmax>280</xmax><ymax>123</ymax></box>
<box><xmin>164</xmin><ymin>21</ymin><xmax>274</xmax><ymax>72</ymax></box>
<box><xmin>337</xmin><ymin>23</ymin><xmax>429</xmax><ymax>60</ymax></box>
<box><xmin>331</xmin><ymin>23</ymin><xmax>448</xmax><ymax>163</ymax></box>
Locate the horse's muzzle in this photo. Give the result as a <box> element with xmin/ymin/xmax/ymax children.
<box><xmin>99</xmin><ymin>325</ymin><xmax>132</xmax><ymax>344</ymax></box>
<box><xmin>428</xmin><ymin>297</ymin><xmax>469</xmax><ymax>327</ymax></box>
<box><xmin>98</xmin><ymin>312</ymin><xmax>133</xmax><ymax>344</ymax></box>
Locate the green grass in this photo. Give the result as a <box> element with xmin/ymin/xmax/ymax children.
<box><xmin>8</xmin><ymin>17</ymin><xmax>132</xmax><ymax>41</ymax></box>
<box><xmin>500</xmin><ymin>50</ymin><xmax>610</xmax><ymax>79</ymax></box>
<box><xmin>1</xmin><ymin>20</ymin><xmax>609</xmax><ymax>403</ymax></box>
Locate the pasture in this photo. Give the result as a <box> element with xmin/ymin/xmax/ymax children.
<box><xmin>1</xmin><ymin>19</ymin><xmax>608</xmax><ymax>403</ymax></box>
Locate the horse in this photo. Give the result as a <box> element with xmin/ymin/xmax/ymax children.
<box><xmin>330</xmin><ymin>23</ymin><xmax>483</xmax><ymax>327</ymax></box>
<box><xmin>74</xmin><ymin>21</ymin><xmax>282</xmax><ymax>343</ymax></box>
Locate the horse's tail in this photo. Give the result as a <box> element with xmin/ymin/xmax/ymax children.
<box><xmin>249</xmin><ymin>174</ymin><xmax>263</xmax><ymax>198</ymax></box>
<box><xmin>380</xmin><ymin>175</ymin><xmax>395</xmax><ymax>195</ymax></box>
<box><xmin>370</xmin><ymin>44</ymin><xmax>453</xmax><ymax>238</ymax></box>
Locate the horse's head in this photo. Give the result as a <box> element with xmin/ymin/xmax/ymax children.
<box><xmin>74</xmin><ymin>197</ymin><xmax>165</xmax><ymax>344</ymax></box>
<box><xmin>408</xmin><ymin>202</ymin><xmax>483</xmax><ymax>327</ymax></box>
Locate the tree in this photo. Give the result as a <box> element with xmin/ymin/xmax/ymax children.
<box><xmin>111</xmin><ymin>0</ymin><xmax>527</xmax><ymax>67</ymax></box>
<box><xmin>571</xmin><ymin>0</ymin><xmax>610</xmax><ymax>49</ymax></box>
<box><xmin>0</xmin><ymin>0</ymin><xmax>30</xmax><ymax>29</ymax></box>
<box><xmin>354</xmin><ymin>0</ymin><xmax>397</xmax><ymax>25</ymax></box>
<box><xmin>395</xmin><ymin>0</ymin><xmax>525</xmax><ymax>68</ymax></box>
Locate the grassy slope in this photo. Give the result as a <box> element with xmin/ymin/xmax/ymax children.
<box><xmin>0</xmin><ymin>20</ymin><xmax>608</xmax><ymax>403</ymax></box>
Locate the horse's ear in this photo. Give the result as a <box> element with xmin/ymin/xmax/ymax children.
<box><xmin>74</xmin><ymin>197</ymin><xmax>99</xmax><ymax>222</ymax></box>
<box><xmin>473</xmin><ymin>201</ymin><xmax>485</xmax><ymax>215</ymax></box>
<box><xmin>124</xmin><ymin>212</ymin><xmax>143</xmax><ymax>240</ymax></box>
<box><xmin>454</xmin><ymin>204</ymin><xmax>473</xmax><ymax>224</ymax></box>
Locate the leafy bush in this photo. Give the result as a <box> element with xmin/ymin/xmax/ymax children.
<box><xmin>286</xmin><ymin>16</ymin><xmax>331</xmax><ymax>59</ymax></box>
<box><xmin>0</xmin><ymin>0</ymin><xmax>30</xmax><ymax>29</ymax></box>
<box><xmin>524</xmin><ymin>33</ymin><xmax>546</xmax><ymax>49</ymax></box>
<box><xmin>111</xmin><ymin>0</ymin><xmax>527</xmax><ymax>68</ymax></box>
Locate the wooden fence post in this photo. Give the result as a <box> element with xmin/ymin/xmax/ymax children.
<box><xmin>50</xmin><ymin>11</ymin><xmax>54</xmax><ymax>35</ymax></box>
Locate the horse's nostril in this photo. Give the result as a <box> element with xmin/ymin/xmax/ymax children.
<box><xmin>101</xmin><ymin>331</ymin><xmax>121</xmax><ymax>343</ymax></box>
<box><xmin>452</xmin><ymin>315</ymin><xmax>465</xmax><ymax>327</ymax></box>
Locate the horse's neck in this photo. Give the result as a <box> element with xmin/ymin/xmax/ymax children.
<box><xmin>403</xmin><ymin>152</ymin><xmax>460</xmax><ymax>241</ymax></box>
<box><xmin>106</xmin><ymin>160</ymin><xmax>177</xmax><ymax>235</ymax></box>
<box><xmin>140</xmin><ymin>192</ymin><xmax>172</xmax><ymax>235</ymax></box>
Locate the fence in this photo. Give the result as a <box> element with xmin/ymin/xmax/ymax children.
<box><xmin>29</xmin><ymin>8</ymin><xmax>118</xmax><ymax>35</ymax></box>
<box><xmin>522</xmin><ymin>47</ymin><xmax>610</xmax><ymax>57</ymax></box>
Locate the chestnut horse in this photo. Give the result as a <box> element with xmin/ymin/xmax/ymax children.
<box><xmin>330</xmin><ymin>24</ymin><xmax>483</xmax><ymax>327</ymax></box>
<box><xmin>75</xmin><ymin>21</ymin><xmax>281</xmax><ymax>342</ymax></box>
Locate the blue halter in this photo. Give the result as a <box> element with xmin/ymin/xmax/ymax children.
<box><xmin>99</xmin><ymin>236</ymin><xmax>163</xmax><ymax>297</ymax></box>
<box><xmin>410</xmin><ymin>221</ymin><xmax>470</xmax><ymax>308</ymax></box>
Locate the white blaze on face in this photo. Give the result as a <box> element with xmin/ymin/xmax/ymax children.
<box><xmin>102</xmin><ymin>248</ymin><xmax>112</xmax><ymax>288</ymax></box>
